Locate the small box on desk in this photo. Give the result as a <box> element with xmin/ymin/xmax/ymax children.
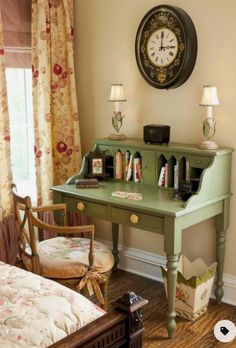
<box><xmin>75</xmin><ymin>178</ymin><xmax>99</xmax><ymax>188</ymax></box>
<box><xmin>143</xmin><ymin>124</ymin><xmax>170</xmax><ymax>144</ymax></box>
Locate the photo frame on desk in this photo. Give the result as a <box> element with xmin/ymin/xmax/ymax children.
<box><xmin>88</xmin><ymin>152</ymin><xmax>106</xmax><ymax>178</ymax></box>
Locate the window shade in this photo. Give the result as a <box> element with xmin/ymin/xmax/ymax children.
<box><xmin>0</xmin><ymin>0</ymin><xmax>31</xmax><ymax>68</ymax></box>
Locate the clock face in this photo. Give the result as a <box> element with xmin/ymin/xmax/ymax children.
<box><xmin>135</xmin><ymin>5</ymin><xmax>198</xmax><ymax>89</ymax></box>
<box><xmin>146</xmin><ymin>28</ymin><xmax>178</xmax><ymax>67</ymax></box>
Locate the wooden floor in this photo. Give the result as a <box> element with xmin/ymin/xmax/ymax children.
<box><xmin>107</xmin><ymin>270</ymin><xmax>236</xmax><ymax>348</ymax></box>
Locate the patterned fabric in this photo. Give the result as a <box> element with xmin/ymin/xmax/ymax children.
<box><xmin>32</xmin><ymin>0</ymin><xmax>82</xmax><ymax>205</ymax></box>
<box><xmin>23</xmin><ymin>237</ymin><xmax>114</xmax><ymax>278</ymax></box>
<box><xmin>0</xmin><ymin>261</ymin><xmax>105</xmax><ymax>347</ymax></box>
<box><xmin>0</xmin><ymin>10</ymin><xmax>18</xmax><ymax>264</ymax></box>
<box><xmin>0</xmin><ymin>10</ymin><xmax>13</xmax><ymax>220</ymax></box>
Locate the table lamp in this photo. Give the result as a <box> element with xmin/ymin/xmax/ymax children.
<box><xmin>108</xmin><ymin>84</ymin><xmax>126</xmax><ymax>140</ymax></box>
<box><xmin>199</xmin><ymin>85</ymin><xmax>220</xmax><ymax>149</ymax></box>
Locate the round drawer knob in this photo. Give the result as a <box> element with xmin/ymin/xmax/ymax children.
<box><xmin>78</xmin><ymin>202</ymin><xmax>85</xmax><ymax>211</ymax></box>
<box><xmin>130</xmin><ymin>214</ymin><xmax>139</xmax><ymax>224</ymax></box>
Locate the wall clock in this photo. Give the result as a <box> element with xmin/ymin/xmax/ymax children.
<box><xmin>135</xmin><ymin>5</ymin><xmax>198</xmax><ymax>89</ymax></box>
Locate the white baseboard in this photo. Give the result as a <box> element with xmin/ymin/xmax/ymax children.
<box><xmin>100</xmin><ymin>239</ymin><xmax>236</xmax><ymax>307</ymax></box>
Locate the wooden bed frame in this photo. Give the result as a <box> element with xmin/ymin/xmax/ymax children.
<box><xmin>50</xmin><ymin>292</ymin><xmax>148</xmax><ymax>348</ymax></box>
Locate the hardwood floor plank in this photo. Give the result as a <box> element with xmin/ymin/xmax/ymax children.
<box><xmin>108</xmin><ymin>270</ymin><xmax>236</xmax><ymax>348</ymax></box>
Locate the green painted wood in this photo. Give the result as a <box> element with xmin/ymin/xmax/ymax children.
<box><xmin>51</xmin><ymin>137</ymin><xmax>233</xmax><ymax>339</ymax></box>
<box><xmin>166</xmin><ymin>254</ymin><xmax>178</xmax><ymax>338</ymax></box>
<box><xmin>139</xmin><ymin>149</ymin><xmax>156</xmax><ymax>185</ymax></box>
<box><xmin>66</xmin><ymin>153</ymin><xmax>90</xmax><ymax>184</ymax></box>
<box><xmin>112</xmin><ymin>223</ymin><xmax>119</xmax><ymax>270</ymax></box>
<box><xmin>185</xmin><ymin>153</ymin><xmax>232</xmax><ymax>209</ymax></box>
<box><xmin>93</xmin><ymin>138</ymin><xmax>233</xmax><ymax>156</ymax></box>
<box><xmin>177</xmin><ymin>200</ymin><xmax>223</xmax><ymax>229</ymax></box>
<box><xmin>64</xmin><ymin>196</ymin><xmax>109</xmax><ymax>219</ymax></box>
<box><xmin>214</xmin><ymin>198</ymin><xmax>230</xmax><ymax>304</ymax></box>
<box><xmin>51</xmin><ymin>182</ymin><xmax>186</xmax><ymax>217</ymax></box>
<box><xmin>52</xmin><ymin>190</ymin><xmax>64</xmax><ymax>225</ymax></box>
<box><xmin>110</xmin><ymin>206</ymin><xmax>164</xmax><ymax>233</ymax></box>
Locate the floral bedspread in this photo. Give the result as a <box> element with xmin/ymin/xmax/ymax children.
<box><xmin>0</xmin><ymin>262</ymin><xmax>105</xmax><ymax>347</ymax></box>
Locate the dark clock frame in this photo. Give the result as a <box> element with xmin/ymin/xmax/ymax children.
<box><xmin>135</xmin><ymin>5</ymin><xmax>198</xmax><ymax>89</ymax></box>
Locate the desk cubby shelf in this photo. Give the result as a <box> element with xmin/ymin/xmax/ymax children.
<box><xmin>67</xmin><ymin>137</ymin><xmax>232</xmax><ymax>208</ymax></box>
<box><xmin>72</xmin><ymin>138</ymin><xmax>230</xmax><ymax>207</ymax></box>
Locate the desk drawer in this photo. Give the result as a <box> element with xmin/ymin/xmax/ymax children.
<box><xmin>111</xmin><ymin>207</ymin><xmax>163</xmax><ymax>232</ymax></box>
<box><xmin>65</xmin><ymin>197</ymin><xmax>108</xmax><ymax>220</ymax></box>
<box><xmin>190</xmin><ymin>156</ymin><xmax>212</xmax><ymax>169</ymax></box>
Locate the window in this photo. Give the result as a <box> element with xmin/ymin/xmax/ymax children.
<box><xmin>6</xmin><ymin>68</ymin><xmax>36</xmax><ymax>201</ymax></box>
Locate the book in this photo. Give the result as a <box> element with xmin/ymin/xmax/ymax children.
<box><xmin>174</xmin><ymin>161</ymin><xmax>179</xmax><ymax>190</ymax></box>
<box><xmin>185</xmin><ymin>160</ymin><xmax>190</xmax><ymax>181</ymax></box>
<box><xmin>164</xmin><ymin>163</ymin><xmax>168</xmax><ymax>187</ymax></box>
<box><xmin>133</xmin><ymin>154</ymin><xmax>142</xmax><ymax>183</ymax></box>
<box><xmin>158</xmin><ymin>166</ymin><xmax>165</xmax><ymax>186</ymax></box>
<box><xmin>124</xmin><ymin>151</ymin><xmax>130</xmax><ymax>179</ymax></box>
<box><xmin>126</xmin><ymin>154</ymin><xmax>133</xmax><ymax>181</ymax></box>
<box><xmin>75</xmin><ymin>178</ymin><xmax>99</xmax><ymax>188</ymax></box>
<box><xmin>115</xmin><ymin>150</ymin><xmax>123</xmax><ymax>180</ymax></box>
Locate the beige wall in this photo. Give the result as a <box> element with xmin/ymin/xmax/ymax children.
<box><xmin>74</xmin><ymin>0</ymin><xmax>236</xmax><ymax>276</ymax></box>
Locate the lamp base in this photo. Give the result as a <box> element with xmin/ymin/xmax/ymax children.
<box><xmin>109</xmin><ymin>133</ymin><xmax>126</xmax><ymax>140</ymax></box>
<box><xmin>198</xmin><ymin>140</ymin><xmax>218</xmax><ymax>150</ymax></box>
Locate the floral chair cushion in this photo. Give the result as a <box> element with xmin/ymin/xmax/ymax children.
<box><xmin>23</xmin><ymin>237</ymin><xmax>114</xmax><ymax>279</ymax></box>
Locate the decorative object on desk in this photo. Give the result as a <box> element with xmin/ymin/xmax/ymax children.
<box><xmin>108</xmin><ymin>84</ymin><xmax>126</xmax><ymax>140</ymax></box>
<box><xmin>143</xmin><ymin>124</ymin><xmax>170</xmax><ymax>144</ymax></box>
<box><xmin>161</xmin><ymin>254</ymin><xmax>217</xmax><ymax>321</ymax></box>
<box><xmin>111</xmin><ymin>191</ymin><xmax>143</xmax><ymax>201</ymax></box>
<box><xmin>174</xmin><ymin>180</ymin><xmax>192</xmax><ymax>201</ymax></box>
<box><xmin>75</xmin><ymin>178</ymin><xmax>99</xmax><ymax>188</ymax></box>
<box><xmin>199</xmin><ymin>85</ymin><xmax>220</xmax><ymax>150</ymax></box>
<box><xmin>88</xmin><ymin>152</ymin><xmax>106</xmax><ymax>179</ymax></box>
<box><xmin>135</xmin><ymin>5</ymin><xmax>197</xmax><ymax>89</ymax></box>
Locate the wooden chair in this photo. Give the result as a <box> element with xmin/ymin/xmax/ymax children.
<box><xmin>11</xmin><ymin>184</ymin><xmax>114</xmax><ymax>310</ymax></box>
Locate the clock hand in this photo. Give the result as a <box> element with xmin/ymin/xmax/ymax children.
<box><xmin>159</xmin><ymin>30</ymin><xmax>164</xmax><ymax>51</ymax></box>
<box><xmin>165</xmin><ymin>45</ymin><xmax>176</xmax><ymax>49</ymax></box>
<box><xmin>161</xmin><ymin>45</ymin><xmax>176</xmax><ymax>50</ymax></box>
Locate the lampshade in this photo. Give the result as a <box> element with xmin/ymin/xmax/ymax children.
<box><xmin>108</xmin><ymin>84</ymin><xmax>126</xmax><ymax>102</ymax></box>
<box><xmin>200</xmin><ymin>86</ymin><xmax>220</xmax><ymax>106</ymax></box>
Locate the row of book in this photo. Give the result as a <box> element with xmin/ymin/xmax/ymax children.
<box><xmin>158</xmin><ymin>160</ymin><xmax>190</xmax><ymax>188</ymax></box>
<box><xmin>116</xmin><ymin>150</ymin><xmax>142</xmax><ymax>182</ymax></box>
<box><xmin>158</xmin><ymin>162</ymin><xmax>179</xmax><ymax>188</ymax></box>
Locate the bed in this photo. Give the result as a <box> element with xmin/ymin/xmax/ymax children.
<box><xmin>0</xmin><ymin>262</ymin><xmax>147</xmax><ymax>347</ymax></box>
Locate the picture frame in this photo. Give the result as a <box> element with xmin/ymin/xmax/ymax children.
<box><xmin>88</xmin><ymin>153</ymin><xmax>105</xmax><ymax>178</ymax></box>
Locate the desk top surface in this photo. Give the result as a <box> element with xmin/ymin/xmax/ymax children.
<box><xmin>51</xmin><ymin>181</ymin><xmax>200</xmax><ymax>217</ymax></box>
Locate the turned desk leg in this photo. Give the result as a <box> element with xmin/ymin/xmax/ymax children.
<box><xmin>164</xmin><ymin>217</ymin><xmax>182</xmax><ymax>339</ymax></box>
<box><xmin>166</xmin><ymin>254</ymin><xmax>178</xmax><ymax>338</ymax></box>
<box><xmin>215</xmin><ymin>198</ymin><xmax>229</xmax><ymax>304</ymax></box>
<box><xmin>112</xmin><ymin>223</ymin><xmax>119</xmax><ymax>269</ymax></box>
<box><xmin>215</xmin><ymin>228</ymin><xmax>226</xmax><ymax>304</ymax></box>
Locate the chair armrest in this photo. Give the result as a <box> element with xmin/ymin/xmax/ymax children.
<box><xmin>32</xmin><ymin>203</ymin><xmax>67</xmax><ymax>214</ymax></box>
<box><xmin>31</xmin><ymin>214</ymin><xmax>95</xmax><ymax>236</ymax></box>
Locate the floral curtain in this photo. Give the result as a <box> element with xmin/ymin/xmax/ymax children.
<box><xmin>32</xmin><ymin>0</ymin><xmax>82</xmax><ymax>206</ymax></box>
<box><xmin>0</xmin><ymin>10</ymin><xmax>18</xmax><ymax>264</ymax></box>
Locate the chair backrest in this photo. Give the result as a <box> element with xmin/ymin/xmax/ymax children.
<box><xmin>11</xmin><ymin>184</ymin><xmax>95</xmax><ymax>275</ymax></box>
<box><xmin>11</xmin><ymin>183</ymin><xmax>41</xmax><ymax>273</ymax></box>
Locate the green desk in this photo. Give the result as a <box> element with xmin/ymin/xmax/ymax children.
<box><xmin>51</xmin><ymin>138</ymin><xmax>233</xmax><ymax>338</ymax></box>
